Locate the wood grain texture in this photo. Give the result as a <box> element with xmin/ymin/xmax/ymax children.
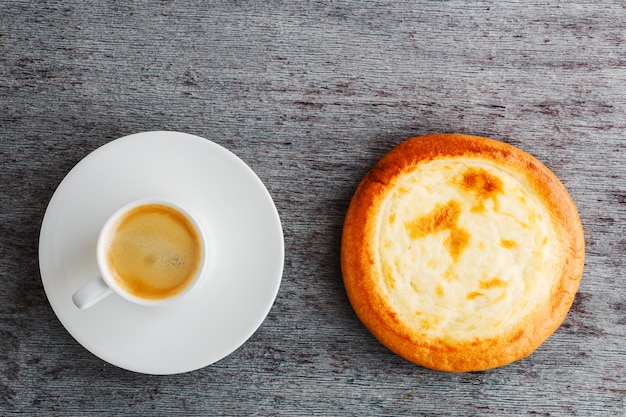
<box><xmin>1</xmin><ymin>1</ymin><xmax>625</xmax><ymax>415</ymax></box>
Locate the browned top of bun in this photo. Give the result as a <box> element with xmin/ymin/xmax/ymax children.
<box><xmin>341</xmin><ymin>133</ymin><xmax>584</xmax><ymax>371</ymax></box>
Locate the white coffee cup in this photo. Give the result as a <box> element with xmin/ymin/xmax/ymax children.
<box><xmin>72</xmin><ymin>198</ymin><xmax>208</xmax><ymax>309</ymax></box>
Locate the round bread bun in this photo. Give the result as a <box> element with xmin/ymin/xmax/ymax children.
<box><xmin>341</xmin><ymin>133</ymin><xmax>584</xmax><ymax>372</ymax></box>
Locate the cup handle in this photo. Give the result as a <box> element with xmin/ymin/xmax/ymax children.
<box><xmin>72</xmin><ymin>277</ymin><xmax>114</xmax><ymax>309</ymax></box>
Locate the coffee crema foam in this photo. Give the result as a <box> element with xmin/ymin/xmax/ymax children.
<box><xmin>105</xmin><ymin>203</ymin><xmax>203</xmax><ymax>300</ymax></box>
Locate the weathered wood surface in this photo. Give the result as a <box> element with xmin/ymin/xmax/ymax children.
<box><xmin>1</xmin><ymin>1</ymin><xmax>625</xmax><ymax>415</ymax></box>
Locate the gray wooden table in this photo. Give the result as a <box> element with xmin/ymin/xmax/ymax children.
<box><xmin>1</xmin><ymin>1</ymin><xmax>625</xmax><ymax>415</ymax></box>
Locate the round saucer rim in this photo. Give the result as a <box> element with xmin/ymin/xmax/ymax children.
<box><xmin>38</xmin><ymin>131</ymin><xmax>284</xmax><ymax>374</ymax></box>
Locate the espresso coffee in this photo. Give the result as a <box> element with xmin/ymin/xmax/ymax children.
<box><xmin>104</xmin><ymin>203</ymin><xmax>203</xmax><ymax>300</ymax></box>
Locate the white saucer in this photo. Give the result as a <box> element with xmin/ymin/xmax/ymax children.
<box><xmin>39</xmin><ymin>131</ymin><xmax>284</xmax><ymax>374</ymax></box>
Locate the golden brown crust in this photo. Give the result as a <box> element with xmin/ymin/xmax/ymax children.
<box><xmin>341</xmin><ymin>133</ymin><xmax>585</xmax><ymax>372</ymax></box>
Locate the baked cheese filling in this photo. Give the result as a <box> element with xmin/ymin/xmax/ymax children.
<box><xmin>376</xmin><ymin>158</ymin><xmax>563</xmax><ymax>341</ymax></box>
